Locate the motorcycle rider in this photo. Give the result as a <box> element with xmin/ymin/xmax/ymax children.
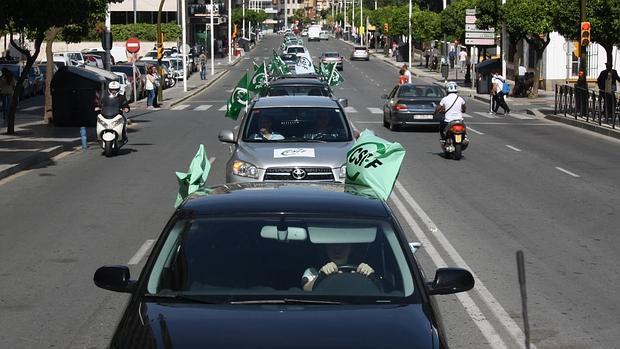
<box><xmin>105</xmin><ymin>81</ymin><xmax>130</xmax><ymax>143</ymax></box>
<box><xmin>435</xmin><ymin>81</ymin><xmax>466</xmax><ymax>143</ymax></box>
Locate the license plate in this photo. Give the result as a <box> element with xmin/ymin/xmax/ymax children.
<box><xmin>413</xmin><ymin>115</ymin><xmax>434</xmax><ymax>120</ymax></box>
<box><xmin>454</xmin><ymin>134</ymin><xmax>462</xmax><ymax>143</ymax></box>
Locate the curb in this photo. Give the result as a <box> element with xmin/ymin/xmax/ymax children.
<box><xmin>170</xmin><ymin>57</ymin><xmax>242</xmax><ymax>107</ymax></box>
<box><xmin>543</xmin><ymin>113</ymin><xmax>620</xmax><ymax>140</ymax></box>
<box><xmin>0</xmin><ymin>142</ymin><xmax>77</xmax><ymax>181</ymax></box>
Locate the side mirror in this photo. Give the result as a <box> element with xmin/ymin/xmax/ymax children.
<box><xmin>426</xmin><ymin>267</ymin><xmax>474</xmax><ymax>295</ymax></box>
<box><xmin>337</xmin><ymin>98</ymin><xmax>348</xmax><ymax>108</ymax></box>
<box><xmin>218</xmin><ymin>129</ymin><xmax>236</xmax><ymax>144</ymax></box>
<box><xmin>93</xmin><ymin>265</ymin><xmax>136</xmax><ymax>293</ymax></box>
<box><xmin>381</xmin><ymin>94</ymin><xmax>389</xmax><ymax>99</ymax></box>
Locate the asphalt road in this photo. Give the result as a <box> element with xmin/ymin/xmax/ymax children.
<box><xmin>0</xmin><ymin>35</ymin><xmax>619</xmax><ymax>348</ymax></box>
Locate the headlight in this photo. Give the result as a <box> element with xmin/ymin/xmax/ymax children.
<box><xmin>110</xmin><ymin>118</ymin><xmax>125</xmax><ymax>128</ymax></box>
<box><xmin>339</xmin><ymin>164</ymin><xmax>347</xmax><ymax>179</ymax></box>
<box><xmin>232</xmin><ymin>160</ymin><xmax>259</xmax><ymax>178</ymax></box>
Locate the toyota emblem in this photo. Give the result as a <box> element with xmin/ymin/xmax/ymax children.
<box><xmin>291</xmin><ymin>168</ymin><xmax>307</xmax><ymax>180</ymax></box>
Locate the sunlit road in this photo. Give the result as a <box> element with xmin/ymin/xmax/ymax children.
<box><xmin>1</xmin><ymin>35</ymin><xmax>619</xmax><ymax>348</ymax></box>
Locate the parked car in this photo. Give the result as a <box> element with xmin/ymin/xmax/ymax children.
<box><xmin>112</xmin><ymin>72</ymin><xmax>133</xmax><ymax>101</ymax></box>
<box><xmin>27</xmin><ymin>66</ymin><xmax>45</xmax><ymax>95</ymax></box>
<box><xmin>350</xmin><ymin>46</ymin><xmax>370</xmax><ymax>61</ymax></box>
<box><xmin>301</xmin><ymin>28</ymin><xmax>308</xmax><ymax>37</ymax></box>
<box><xmin>320</xmin><ymin>52</ymin><xmax>344</xmax><ymax>71</ymax></box>
<box><xmin>93</xmin><ymin>182</ymin><xmax>475</xmax><ymax>348</ymax></box>
<box><xmin>111</xmin><ymin>65</ymin><xmax>144</xmax><ymax>100</ymax></box>
<box><xmin>83</xmin><ymin>54</ymin><xmax>104</xmax><ymax>68</ymax></box>
<box><xmin>320</xmin><ymin>30</ymin><xmax>330</xmax><ymax>40</ymax></box>
<box><xmin>37</xmin><ymin>63</ymin><xmax>58</xmax><ymax>89</ymax></box>
<box><xmin>382</xmin><ymin>84</ymin><xmax>445</xmax><ymax>131</ymax></box>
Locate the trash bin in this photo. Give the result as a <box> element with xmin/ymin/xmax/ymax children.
<box><xmin>474</xmin><ymin>58</ymin><xmax>501</xmax><ymax>94</ymax></box>
<box><xmin>51</xmin><ymin>66</ymin><xmax>116</xmax><ymax>127</ymax></box>
<box><xmin>397</xmin><ymin>44</ymin><xmax>409</xmax><ymax>62</ymax></box>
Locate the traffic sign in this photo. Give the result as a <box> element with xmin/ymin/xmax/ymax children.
<box><xmin>465</xmin><ymin>38</ymin><xmax>496</xmax><ymax>46</ymax></box>
<box><xmin>465</xmin><ymin>32</ymin><xmax>495</xmax><ymax>39</ymax></box>
<box><xmin>465</xmin><ymin>24</ymin><xmax>494</xmax><ymax>32</ymax></box>
<box><xmin>466</xmin><ymin>8</ymin><xmax>477</xmax><ymax>15</ymax></box>
<box><xmin>126</xmin><ymin>38</ymin><xmax>140</xmax><ymax>54</ymax></box>
<box><xmin>465</xmin><ymin>15</ymin><xmax>477</xmax><ymax>24</ymax></box>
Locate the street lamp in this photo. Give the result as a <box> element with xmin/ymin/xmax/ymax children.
<box><xmin>228</xmin><ymin>0</ymin><xmax>232</xmax><ymax>63</ymax></box>
<box><xmin>408</xmin><ymin>0</ymin><xmax>412</xmax><ymax>69</ymax></box>
<box><xmin>210</xmin><ymin>0</ymin><xmax>214</xmax><ymax>75</ymax></box>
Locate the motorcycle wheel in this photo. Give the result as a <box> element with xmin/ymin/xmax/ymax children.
<box><xmin>104</xmin><ymin>141</ymin><xmax>113</xmax><ymax>157</ymax></box>
<box><xmin>453</xmin><ymin>143</ymin><xmax>462</xmax><ymax>160</ymax></box>
<box><xmin>169</xmin><ymin>78</ymin><xmax>177</xmax><ymax>88</ymax></box>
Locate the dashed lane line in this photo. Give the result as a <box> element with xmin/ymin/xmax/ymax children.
<box><xmin>505</xmin><ymin>145</ymin><xmax>522</xmax><ymax>152</ymax></box>
<box><xmin>467</xmin><ymin>126</ymin><xmax>484</xmax><ymax>135</ymax></box>
<box><xmin>127</xmin><ymin>240</ymin><xmax>155</xmax><ymax>265</ymax></box>
<box><xmin>367</xmin><ymin>107</ymin><xmax>382</xmax><ymax>114</ymax></box>
<box><xmin>555</xmin><ymin>166</ymin><xmax>580</xmax><ymax>178</ymax></box>
<box><xmin>171</xmin><ymin>104</ymin><xmax>190</xmax><ymax>110</ymax></box>
<box><xmin>219</xmin><ymin>105</ymin><xmax>227</xmax><ymax>111</ymax></box>
<box><xmin>194</xmin><ymin>104</ymin><xmax>213</xmax><ymax>111</ymax></box>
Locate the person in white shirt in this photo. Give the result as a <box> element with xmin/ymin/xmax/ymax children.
<box><xmin>436</xmin><ymin>81</ymin><xmax>466</xmax><ymax>142</ymax></box>
<box><xmin>401</xmin><ymin>64</ymin><xmax>412</xmax><ymax>83</ymax></box>
<box><xmin>491</xmin><ymin>72</ymin><xmax>510</xmax><ymax>115</ymax></box>
<box><xmin>458</xmin><ymin>49</ymin><xmax>468</xmax><ymax>73</ymax></box>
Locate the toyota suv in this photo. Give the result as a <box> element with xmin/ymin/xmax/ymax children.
<box><xmin>219</xmin><ymin>96</ymin><xmax>356</xmax><ymax>183</ymax></box>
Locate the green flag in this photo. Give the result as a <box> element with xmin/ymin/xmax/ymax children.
<box><xmin>225</xmin><ymin>72</ymin><xmax>250</xmax><ymax>120</ymax></box>
<box><xmin>327</xmin><ymin>62</ymin><xmax>344</xmax><ymax>86</ymax></box>
<box><xmin>253</xmin><ymin>61</ymin><xmax>259</xmax><ymax>71</ymax></box>
<box><xmin>345</xmin><ymin>130</ymin><xmax>406</xmax><ymax>200</ymax></box>
<box><xmin>175</xmin><ymin>144</ymin><xmax>211</xmax><ymax>208</ymax></box>
<box><xmin>249</xmin><ymin>62</ymin><xmax>268</xmax><ymax>92</ymax></box>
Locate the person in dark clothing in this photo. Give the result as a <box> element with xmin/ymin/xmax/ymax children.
<box><xmin>596</xmin><ymin>63</ymin><xmax>620</xmax><ymax>120</ymax></box>
<box><xmin>106</xmin><ymin>81</ymin><xmax>130</xmax><ymax>142</ymax></box>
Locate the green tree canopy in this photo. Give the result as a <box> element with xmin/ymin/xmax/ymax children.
<box><xmin>440</xmin><ymin>0</ymin><xmax>478</xmax><ymax>43</ymax></box>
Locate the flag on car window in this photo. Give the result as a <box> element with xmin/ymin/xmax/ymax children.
<box><xmin>327</xmin><ymin>62</ymin><xmax>344</xmax><ymax>87</ymax></box>
<box><xmin>175</xmin><ymin>144</ymin><xmax>211</xmax><ymax>208</ymax></box>
<box><xmin>345</xmin><ymin>129</ymin><xmax>406</xmax><ymax>200</ymax></box>
<box><xmin>249</xmin><ymin>62</ymin><xmax>268</xmax><ymax>92</ymax></box>
<box><xmin>225</xmin><ymin>72</ymin><xmax>250</xmax><ymax>120</ymax></box>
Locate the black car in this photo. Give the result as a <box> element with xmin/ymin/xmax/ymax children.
<box><xmin>382</xmin><ymin>84</ymin><xmax>446</xmax><ymax>131</ymax></box>
<box><xmin>279</xmin><ymin>53</ymin><xmax>298</xmax><ymax>71</ymax></box>
<box><xmin>94</xmin><ymin>182</ymin><xmax>474</xmax><ymax>348</ymax></box>
<box><xmin>261</xmin><ymin>77</ymin><xmax>333</xmax><ymax>97</ymax></box>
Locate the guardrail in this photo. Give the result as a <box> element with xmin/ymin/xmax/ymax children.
<box><xmin>554</xmin><ymin>84</ymin><xmax>619</xmax><ymax>129</ymax></box>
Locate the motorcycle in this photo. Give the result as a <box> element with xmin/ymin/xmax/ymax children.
<box><xmin>441</xmin><ymin>120</ymin><xmax>469</xmax><ymax>160</ymax></box>
<box><xmin>96</xmin><ymin>95</ymin><xmax>127</xmax><ymax>157</ymax></box>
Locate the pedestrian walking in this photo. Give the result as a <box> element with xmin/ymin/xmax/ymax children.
<box><xmin>399</xmin><ymin>69</ymin><xmax>408</xmax><ymax>85</ymax></box>
<box><xmin>217</xmin><ymin>39</ymin><xmax>224</xmax><ymax>58</ymax></box>
<box><xmin>432</xmin><ymin>47</ymin><xmax>439</xmax><ymax>70</ymax></box>
<box><xmin>0</xmin><ymin>68</ymin><xmax>16</xmax><ymax>120</ymax></box>
<box><xmin>199</xmin><ymin>52</ymin><xmax>207</xmax><ymax>80</ymax></box>
<box><xmin>596</xmin><ymin>63</ymin><xmax>620</xmax><ymax>120</ymax></box>
<box><xmin>458</xmin><ymin>49</ymin><xmax>467</xmax><ymax>73</ymax></box>
<box><xmin>424</xmin><ymin>47</ymin><xmax>431</xmax><ymax>68</ymax></box>
<box><xmin>491</xmin><ymin>72</ymin><xmax>510</xmax><ymax>115</ymax></box>
<box><xmin>448</xmin><ymin>48</ymin><xmax>456</xmax><ymax>69</ymax></box>
<box><xmin>401</xmin><ymin>64</ymin><xmax>412</xmax><ymax>83</ymax></box>
<box><xmin>145</xmin><ymin>66</ymin><xmax>160</xmax><ymax>110</ymax></box>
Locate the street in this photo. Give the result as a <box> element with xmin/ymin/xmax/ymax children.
<box><xmin>1</xmin><ymin>35</ymin><xmax>620</xmax><ymax>348</ymax></box>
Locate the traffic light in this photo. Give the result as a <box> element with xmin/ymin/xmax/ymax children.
<box><xmin>580</xmin><ymin>22</ymin><xmax>591</xmax><ymax>46</ymax></box>
<box><xmin>383</xmin><ymin>23</ymin><xmax>389</xmax><ymax>34</ymax></box>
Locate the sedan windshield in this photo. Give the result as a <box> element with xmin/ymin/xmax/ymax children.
<box><xmin>146</xmin><ymin>217</ymin><xmax>416</xmax><ymax>303</ymax></box>
<box><xmin>265</xmin><ymin>84</ymin><xmax>330</xmax><ymax>97</ymax></box>
<box><xmin>242</xmin><ymin>107</ymin><xmax>351</xmax><ymax>142</ymax></box>
<box><xmin>323</xmin><ymin>53</ymin><xmax>340</xmax><ymax>58</ymax></box>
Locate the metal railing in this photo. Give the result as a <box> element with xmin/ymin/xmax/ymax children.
<box><xmin>554</xmin><ymin>84</ymin><xmax>619</xmax><ymax>129</ymax></box>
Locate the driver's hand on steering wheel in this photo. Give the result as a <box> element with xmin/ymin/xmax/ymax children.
<box><xmin>319</xmin><ymin>262</ymin><xmax>339</xmax><ymax>275</ymax></box>
<box><xmin>357</xmin><ymin>263</ymin><xmax>374</xmax><ymax>276</ymax></box>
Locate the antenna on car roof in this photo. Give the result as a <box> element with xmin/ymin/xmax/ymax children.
<box><xmin>516</xmin><ymin>250</ymin><xmax>531</xmax><ymax>349</ymax></box>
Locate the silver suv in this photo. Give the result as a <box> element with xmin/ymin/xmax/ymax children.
<box><xmin>219</xmin><ymin>96</ymin><xmax>355</xmax><ymax>183</ymax></box>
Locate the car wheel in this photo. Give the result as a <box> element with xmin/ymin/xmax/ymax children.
<box><xmin>389</xmin><ymin>119</ymin><xmax>399</xmax><ymax>131</ymax></box>
<box><xmin>383</xmin><ymin>114</ymin><xmax>389</xmax><ymax>128</ymax></box>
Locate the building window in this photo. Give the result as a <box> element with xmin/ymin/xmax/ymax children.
<box><xmin>138</xmin><ymin>11</ymin><xmax>153</xmax><ymax>23</ymax></box>
<box><xmin>111</xmin><ymin>11</ymin><xmax>128</xmax><ymax>25</ymax></box>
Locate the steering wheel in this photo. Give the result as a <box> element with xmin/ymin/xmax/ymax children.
<box><xmin>312</xmin><ymin>264</ymin><xmax>382</xmax><ymax>293</ymax></box>
<box><xmin>312</xmin><ymin>132</ymin><xmax>333</xmax><ymax>140</ymax></box>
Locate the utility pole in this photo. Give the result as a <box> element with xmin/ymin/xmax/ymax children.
<box><xmin>210</xmin><ymin>0</ymin><xmax>215</xmax><ymax>75</ymax></box>
<box><xmin>501</xmin><ymin>0</ymin><xmax>507</xmax><ymax>79</ymax></box>
<box><xmin>243</xmin><ymin>0</ymin><xmax>246</xmax><ymax>38</ymax></box>
<box><xmin>182</xmin><ymin>0</ymin><xmax>187</xmax><ymax>92</ymax></box>
<box><xmin>284</xmin><ymin>0</ymin><xmax>288</xmax><ymax>29</ymax></box>
<box><xmin>408</xmin><ymin>0</ymin><xmax>412</xmax><ymax>69</ymax></box>
<box><xmin>157</xmin><ymin>0</ymin><xmax>165</xmax><ymax>103</ymax></box>
<box><xmin>228</xmin><ymin>0</ymin><xmax>232</xmax><ymax>63</ymax></box>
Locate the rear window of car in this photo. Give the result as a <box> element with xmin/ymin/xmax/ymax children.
<box><xmin>323</xmin><ymin>53</ymin><xmax>340</xmax><ymax>58</ymax></box>
<box><xmin>398</xmin><ymin>85</ymin><xmax>445</xmax><ymax>98</ymax></box>
<box><xmin>111</xmin><ymin>66</ymin><xmax>134</xmax><ymax>75</ymax></box>
<box><xmin>265</xmin><ymin>84</ymin><xmax>330</xmax><ymax>97</ymax></box>
<box><xmin>287</xmin><ymin>47</ymin><xmax>305</xmax><ymax>54</ymax></box>
<box><xmin>354</xmin><ymin>47</ymin><xmax>367</xmax><ymax>51</ymax></box>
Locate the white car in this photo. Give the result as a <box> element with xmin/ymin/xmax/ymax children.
<box><xmin>350</xmin><ymin>46</ymin><xmax>370</xmax><ymax>61</ymax></box>
<box><xmin>112</xmin><ymin>72</ymin><xmax>133</xmax><ymax>101</ymax></box>
<box><xmin>307</xmin><ymin>25</ymin><xmax>321</xmax><ymax>41</ymax></box>
<box><xmin>301</xmin><ymin>29</ymin><xmax>308</xmax><ymax>37</ymax></box>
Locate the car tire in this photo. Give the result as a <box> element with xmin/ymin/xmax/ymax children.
<box><xmin>383</xmin><ymin>114</ymin><xmax>389</xmax><ymax>128</ymax></box>
<box><xmin>389</xmin><ymin>119</ymin><xmax>399</xmax><ymax>131</ymax></box>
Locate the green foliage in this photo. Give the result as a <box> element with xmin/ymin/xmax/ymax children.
<box><xmin>78</xmin><ymin>23</ymin><xmax>182</xmax><ymax>42</ymax></box>
<box><xmin>368</xmin><ymin>5</ymin><xmax>409</xmax><ymax>36</ymax></box>
<box><xmin>440</xmin><ymin>0</ymin><xmax>478</xmax><ymax>43</ymax></box>
<box><xmin>412</xmin><ymin>9</ymin><xmax>442</xmax><ymax>42</ymax></box>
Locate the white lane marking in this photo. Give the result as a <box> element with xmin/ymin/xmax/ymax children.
<box><xmin>509</xmin><ymin>113</ymin><xmax>534</xmax><ymax>120</ymax></box>
<box><xmin>462</xmin><ymin>113</ymin><xmax>473</xmax><ymax>118</ymax></box>
<box><xmin>219</xmin><ymin>105</ymin><xmax>227</xmax><ymax>111</ymax></box>
<box><xmin>391</xmin><ymin>192</ymin><xmax>509</xmax><ymax>349</ymax></box>
<box><xmin>20</xmin><ymin>106</ymin><xmax>42</xmax><ymax>111</ymax></box>
<box><xmin>505</xmin><ymin>145</ymin><xmax>522</xmax><ymax>152</ymax></box>
<box><xmin>127</xmin><ymin>239</ymin><xmax>156</xmax><ymax>265</ymax></box>
<box><xmin>467</xmin><ymin>126</ymin><xmax>484</xmax><ymax>135</ymax></box>
<box><xmin>344</xmin><ymin>106</ymin><xmax>358</xmax><ymax>113</ymax></box>
<box><xmin>225</xmin><ymin>89</ymin><xmax>233</xmax><ymax>92</ymax></box>
<box><xmin>171</xmin><ymin>104</ymin><xmax>190</xmax><ymax>110</ymax></box>
<box><xmin>367</xmin><ymin>107</ymin><xmax>382</xmax><ymax>114</ymax></box>
<box><xmin>555</xmin><ymin>167</ymin><xmax>580</xmax><ymax>178</ymax></box>
<box><xmin>208</xmin><ymin>157</ymin><xmax>216</xmax><ymax>164</ymax></box>
<box><xmin>354</xmin><ymin>121</ymin><xmax>381</xmax><ymax>124</ymax></box>
<box><xmin>394</xmin><ymin>181</ymin><xmax>538</xmax><ymax>349</ymax></box>
<box><xmin>194</xmin><ymin>104</ymin><xmax>212</xmax><ymax>111</ymax></box>
<box><xmin>474</xmin><ymin>111</ymin><xmax>500</xmax><ymax>119</ymax></box>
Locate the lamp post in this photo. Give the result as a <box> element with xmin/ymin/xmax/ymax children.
<box><xmin>182</xmin><ymin>0</ymin><xmax>187</xmax><ymax>92</ymax></box>
<box><xmin>243</xmin><ymin>0</ymin><xmax>246</xmax><ymax>38</ymax></box>
<box><xmin>284</xmin><ymin>0</ymin><xmax>288</xmax><ymax>29</ymax></box>
<box><xmin>408</xmin><ymin>0</ymin><xmax>412</xmax><ymax>69</ymax></box>
<box><xmin>359</xmin><ymin>0</ymin><xmax>362</xmax><ymax>46</ymax></box>
<box><xmin>228</xmin><ymin>0</ymin><xmax>232</xmax><ymax>63</ymax></box>
<box><xmin>210</xmin><ymin>0</ymin><xmax>214</xmax><ymax>75</ymax></box>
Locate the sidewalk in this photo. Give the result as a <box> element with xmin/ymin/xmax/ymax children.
<box><xmin>340</xmin><ymin>39</ymin><xmax>620</xmax><ymax>139</ymax></box>
<box><xmin>0</xmin><ymin>54</ymin><xmax>241</xmax><ymax>181</ymax></box>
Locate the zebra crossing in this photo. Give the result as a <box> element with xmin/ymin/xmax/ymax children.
<box><xmin>164</xmin><ymin>104</ymin><xmax>536</xmax><ymax>120</ymax></box>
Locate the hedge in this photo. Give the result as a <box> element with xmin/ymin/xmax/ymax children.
<box><xmin>82</xmin><ymin>23</ymin><xmax>182</xmax><ymax>42</ymax></box>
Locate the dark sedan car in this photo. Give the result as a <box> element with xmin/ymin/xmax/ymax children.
<box><xmin>382</xmin><ymin>84</ymin><xmax>445</xmax><ymax>131</ymax></box>
<box><xmin>94</xmin><ymin>182</ymin><xmax>474</xmax><ymax>348</ymax></box>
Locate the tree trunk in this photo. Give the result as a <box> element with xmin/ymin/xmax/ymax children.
<box><xmin>43</xmin><ymin>27</ymin><xmax>61</xmax><ymax>124</ymax></box>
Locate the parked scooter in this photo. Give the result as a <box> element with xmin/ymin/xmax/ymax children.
<box><xmin>96</xmin><ymin>93</ymin><xmax>127</xmax><ymax>157</ymax></box>
<box><xmin>441</xmin><ymin>120</ymin><xmax>469</xmax><ymax>160</ymax></box>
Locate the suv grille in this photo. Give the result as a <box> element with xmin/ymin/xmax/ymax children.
<box><xmin>264</xmin><ymin>167</ymin><xmax>334</xmax><ymax>181</ymax></box>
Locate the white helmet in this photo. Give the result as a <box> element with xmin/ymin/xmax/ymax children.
<box><xmin>108</xmin><ymin>81</ymin><xmax>121</xmax><ymax>91</ymax></box>
<box><xmin>446</xmin><ymin>81</ymin><xmax>458</xmax><ymax>93</ymax></box>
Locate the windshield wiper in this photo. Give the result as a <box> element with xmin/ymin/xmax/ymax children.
<box><xmin>229</xmin><ymin>298</ymin><xmax>343</xmax><ymax>305</ymax></box>
<box><xmin>144</xmin><ymin>293</ymin><xmax>222</xmax><ymax>304</ymax></box>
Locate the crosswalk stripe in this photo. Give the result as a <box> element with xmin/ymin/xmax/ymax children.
<box><xmin>194</xmin><ymin>104</ymin><xmax>212</xmax><ymax>111</ymax></box>
<box><xmin>509</xmin><ymin>113</ymin><xmax>534</xmax><ymax>120</ymax></box>
<box><xmin>344</xmin><ymin>106</ymin><xmax>358</xmax><ymax>113</ymax></box>
<box><xmin>219</xmin><ymin>105</ymin><xmax>227</xmax><ymax>111</ymax></box>
<box><xmin>171</xmin><ymin>104</ymin><xmax>190</xmax><ymax>110</ymax></box>
<box><xmin>474</xmin><ymin>111</ymin><xmax>499</xmax><ymax>119</ymax></box>
<box><xmin>21</xmin><ymin>106</ymin><xmax>42</xmax><ymax>111</ymax></box>
<box><xmin>367</xmin><ymin>107</ymin><xmax>382</xmax><ymax>114</ymax></box>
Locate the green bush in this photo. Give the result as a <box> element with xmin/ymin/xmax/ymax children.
<box><xmin>111</xmin><ymin>23</ymin><xmax>182</xmax><ymax>41</ymax></box>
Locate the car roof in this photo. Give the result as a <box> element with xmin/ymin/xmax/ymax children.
<box><xmin>182</xmin><ymin>183</ymin><xmax>389</xmax><ymax>218</ymax></box>
<box><xmin>269</xmin><ymin>78</ymin><xmax>326</xmax><ymax>86</ymax></box>
<box><xmin>253</xmin><ymin>96</ymin><xmax>339</xmax><ymax>108</ymax></box>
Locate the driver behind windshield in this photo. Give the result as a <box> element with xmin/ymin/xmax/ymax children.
<box><xmin>303</xmin><ymin>110</ymin><xmax>343</xmax><ymax>140</ymax></box>
<box><xmin>301</xmin><ymin>243</ymin><xmax>374</xmax><ymax>291</ymax></box>
<box><xmin>249</xmin><ymin>113</ymin><xmax>284</xmax><ymax>141</ymax></box>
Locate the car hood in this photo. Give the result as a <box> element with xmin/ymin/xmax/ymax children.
<box><xmin>235</xmin><ymin>141</ymin><xmax>355</xmax><ymax>168</ymax></box>
<box><xmin>127</xmin><ymin>302</ymin><xmax>434</xmax><ymax>349</ymax></box>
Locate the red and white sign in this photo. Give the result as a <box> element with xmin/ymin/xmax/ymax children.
<box><xmin>125</xmin><ymin>38</ymin><xmax>141</xmax><ymax>54</ymax></box>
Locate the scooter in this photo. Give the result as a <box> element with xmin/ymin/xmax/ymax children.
<box><xmin>96</xmin><ymin>95</ymin><xmax>127</xmax><ymax>157</ymax></box>
<box><xmin>441</xmin><ymin>120</ymin><xmax>469</xmax><ymax>160</ymax></box>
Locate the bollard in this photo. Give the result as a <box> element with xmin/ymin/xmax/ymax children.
<box><xmin>80</xmin><ymin>127</ymin><xmax>88</xmax><ymax>149</ymax></box>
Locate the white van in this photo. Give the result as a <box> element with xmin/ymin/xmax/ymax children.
<box><xmin>51</xmin><ymin>52</ymin><xmax>84</xmax><ymax>66</ymax></box>
<box><xmin>307</xmin><ymin>25</ymin><xmax>322</xmax><ymax>41</ymax></box>
<box><xmin>40</xmin><ymin>55</ymin><xmax>72</xmax><ymax>69</ymax></box>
